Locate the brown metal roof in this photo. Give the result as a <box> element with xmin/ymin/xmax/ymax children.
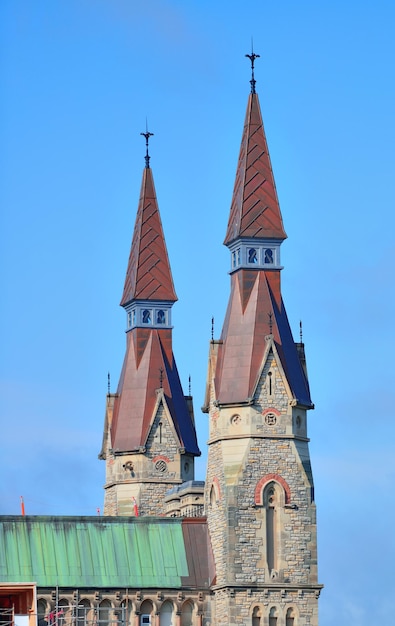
<box><xmin>120</xmin><ymin>167</ymin><xmax>177</xmax><ymax>306</ymax></box>
<box><xmin>111</xmin><ymin>328</ymin><xmax>200</xmax><ymax>455</ymax></box>
<box><xmin>215</xmin><ymin>269</ymin><xmax>312</xmax><ymax>407</ymax></box>
<box><xmin>224</xmin><ymin>92</ymin><xmax>287</xmax><ymax>245</ymax></box>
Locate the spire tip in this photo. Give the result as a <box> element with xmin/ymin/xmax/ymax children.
<box><xmin>141</xmin><ymin>119</ymin><xmax>154</xmax><ymax>168</ymax></box>
<box><xmin>245</xmin><ymin>44</ymin><xmax>260</xmax><ymax>94</ymax></box>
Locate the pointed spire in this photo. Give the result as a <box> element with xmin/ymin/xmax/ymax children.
<box><xmin>120</xmin><ymin>151</ymin><xmax>177</xmax><ymax>306</ymax></box>
<box><xmin>224</xmin><ymin>56</ymin><xmax>287</xmax><ymax>245</ymax></box>
<box><xmin>213</xmin><ymin>61</ymin><xmax>311</xmax><ymax>408</ymax></box>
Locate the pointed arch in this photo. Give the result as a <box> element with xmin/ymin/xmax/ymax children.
<box><xmin>254</xmin><ymin>473</ymin><xmax>291</xmax><ymax>505</ymax></box>
<box><xmin>209</xmin><ymin>477</ymin><xmax>221</xmax><ymax>506</ymax></box>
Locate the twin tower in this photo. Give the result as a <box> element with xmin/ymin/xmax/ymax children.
<box><xmin>99</xmin><ymin>63</ymin><xmax>322</xmax><ymax>625</ymax></box>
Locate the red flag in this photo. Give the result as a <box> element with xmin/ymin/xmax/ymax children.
<box><xmin>132</xmin><ymin>497</ymin><xmax>139</xmax><ymax>517</ymax></box>
<box><xmin>20</xmin><ymin>496</ymin><xmax>25</xmax><ymax>516</ymax></box>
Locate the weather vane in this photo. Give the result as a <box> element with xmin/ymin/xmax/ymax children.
<box><xmin>245</xmin><ymin>41</ymin><xmax>260</xmax><ymax>94</ymax></box>
<box><xmin>140</xmin><ymin>119</ymin><xmax>154</xmax><ymax>168</ymax></box>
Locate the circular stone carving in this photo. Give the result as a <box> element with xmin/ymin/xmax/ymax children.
<box><xmin>265</xmin><ymin>413</ymin><xmax>277</xmax><ymax>426</ymax></box>
<box><xmin>231</xmin><ymin>414</ymin><xmax>242</xmax><ymax>425</ymax></box>
<box><xmin>154</xmin><ymin>459</ymin><xmax>167</xmax><ymax>473</ymax></box>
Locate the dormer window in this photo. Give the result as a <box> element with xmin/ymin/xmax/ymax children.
<box><xmin>142</xmin><ymin>309</ymin><xmax>151</xmax><ymax>324</ymax></box>
<box><xmin>248</xmin><ymin>248</ymin><xmax>258</xmax><ymax>264</ymax></box>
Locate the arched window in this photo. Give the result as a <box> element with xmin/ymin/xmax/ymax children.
<box><xmin>264</xmin><ymin>249</ymin><xmax>274</xmax><ymax>264</ymax></box>
<box><xmin>286</xmin><ymin>608</ymin><xmax>295</xmax><ymax>626</ymax></box>
<box><xmin>98</xmin><ymin>600</ymin><xmax>111</xmax><ymax>626</ymax></box>
<box><xmin>264</xmin><ymin>482</ymin><xmax>281</xmax><ymax>575</ymax></box>
<box><xmin>77</xmin><ymin>600</ymin><xmax>90</xmax><ymax>626</ymax></box>
<box><xmin>180</xmin><ymin>601</ymin><xmax>194</xmax><ymax>626</ymax></box>
<box><xmin>248</xmin><ymin>248</ymin><xmax>258</xmax><ymax>264</ymax></box>
<box><xmin>120</xmin><ymin>600</ymin><xmax>132</xmax><ymax>626</ymax></box>
<box><xmin>140</xmin><ymin>601</ymin><xmax>153</xmax><ymax>626</ymax></box>
<box><xmin>269</xmin><ymin>607</ymin><xmax>278</xmax><ymax>626</ymax></box>
<box><xmin>37</xmin><ymin>600</ymin><xmax>47</xmax><ymax>626</ymax></box>
<box><xmin>142</xmin><ymin>309</ymin><xmax>151</xmax><ymax>324</ymax></box>
<box><xmin>57</xmin><ymin>599</ymin><xmax>69</xmax><ymax>626</ymax></box>
<box><xmin>156</xmin><ymin>310</ymin><xmax>166</xmax><ymax>324</ymax></box>
<box><xmin>251</xmin><ymin>605</ymin><xmax>261</xmax><ymax>626</ymax></box>
<box><xmin>160</xmin><ymin>601</ymin><xmax>174</xmax><ymax>626</ymax></box>
<box><xmin>209</xmin><ymin>479</ymin><xmax>220</xmax><ymax>507</ymax></box>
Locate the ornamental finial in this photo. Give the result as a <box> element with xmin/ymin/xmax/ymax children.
<box><xmin>245</xmin><ymin>41</ymin><xmax>260</xmax><ymax>94</ymax></box>
<box><xmin>140</xmin><ymin>119</ymin><xmax>154</xmax><ymax>168</ymax></box>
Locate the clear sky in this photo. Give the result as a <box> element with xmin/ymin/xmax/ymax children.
<box><xmin>1</xmin><ymin>1</ymin><xmax>395</xmax><ymax>625</ymax></box>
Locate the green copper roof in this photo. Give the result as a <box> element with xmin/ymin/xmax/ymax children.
<box><xmin>0</xmin><ymin>516</ymin><xmax>210</xmax><ymax>589</ymax></box>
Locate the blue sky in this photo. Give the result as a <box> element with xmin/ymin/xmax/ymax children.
<box><xmin>1</xmin><ymin>1</ymin><xmax>395</xmax><ymax>624</ymax></box>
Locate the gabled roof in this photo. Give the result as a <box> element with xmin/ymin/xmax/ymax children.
<box><xmin>215</xmin><ymin>270</ymin><xmax>312</xmax><ymax>408</ymax></box>
<box><xmin>224</xmin><ymin>92</ymin><xmax>287</xmax><ymax>245</ymax></box>
<box><xmin>0</xmin><ymin>516</ymin><xmax>213</xmax><ymax>589</ymax></box>
<box><xmin>121</xmin><ymin>167</ymin><xmax>177</xmax><ymax>306</ymax></box>
<box><xmin>111</xmin><ymin>328</ymin><xmax>200</xmax><ymax>455</ymax></box>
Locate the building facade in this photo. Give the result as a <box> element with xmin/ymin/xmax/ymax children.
<box><xmin>0</xmin><ymin>61</ymin><xmax>322</xmax><ymax>626</ymax></box>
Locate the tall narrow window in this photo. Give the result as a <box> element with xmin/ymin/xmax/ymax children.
<box><xmin>57</xmin><ymin>600</ymin><xmax>69</xmax><ymax>626</ymax></box>
<box><xmin>120</xmin><ymin>600</ymin><xmax>132</xmax><ymax>626</ymax></box>
<box><xmin>37</xmin><ymin>600</ymin><xmax>47</xmax><ymax>626</ymax></box>
<box><xmin>248</xmin><ymin>248</ymin><xmax>258</xmax><ymax>263</ymax></box>
<box><xmin>142</xmin><ymin>309</ymin><xmax>151</xmax><ymax>324</ymax></box>
<box><xmin>286</xmin><ymin>608</ymin><xmax>295</xmax><ymax>626</ymax></box>
<box><xmin>160</xmin><ymin>601</ymin><xmax>174</xmax><ymax>626</ymax></box>
<box><xmin>264</xmin><ymin>248</ymin><xmax>274</xmax><ymax>264</ymax></box>
<box><xmin>268</xmin><ymin>371</ymin><xmax>272</xmax><ymax>396</ymax></box>
<box><xmin>98</xmin><ymin>601</ymin><xmax>111</xmax><ymax>626</ymax></box>
<box><xmin>252</xmin><ymin>606</ymin><xmax>261</xmax><ymax>626</ymax></box>
<box><xmin>180</xmin><ymin>601</ymin><xmax>193</xmax><ymax>626</ymax></box>
<box><xmin>269</xmin><ymin>607</ymin><xmax>278</xmax><ymax>626</ymax></box>
<box><xmin>156</xmin><ymin>310</ymin><xmax>166</xmax><ymax>324</ymax></box>
<box><xmin>264</xmin><ymin>482</ymin><xmax>280</xmax><ymax>575</ymax></box>
<box><xmin>139</xmin><ymin>601</ymin><xmax>153</xmax><ymax>626</ymax></box>
<box><xmin>77</xmin><ymin>600</ymin><xmax>90</xmax><ymax>626</ymax></box>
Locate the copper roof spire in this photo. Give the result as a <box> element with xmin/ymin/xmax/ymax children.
<box><xmin>224</xmin><ymin>55</ymin><xmax>287</xmax><ymax>246</ymax></box>
<box><xmin>213</xmin><ymin>61</ymin><xmax>312</xmax><ymax>408</ymax></box>
<box><xmin>120</xmin><ymin>139</ymin><xmax>177</xmax><ymax>306</ymax></box>
<box><xmin>109</xmin><ymin>137</ymin><xmax>200</xmax><ymax>457</ymax></box>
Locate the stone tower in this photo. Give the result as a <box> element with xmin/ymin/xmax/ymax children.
<box><xmin>100</xmin><ymin>140</ymin><xmax>200</xmax><ymax>517</ymax></box>
<box><xmin>204</xmin><ymin>62</ymin><xmax>322</xmax><ymax>625</ymax></box>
